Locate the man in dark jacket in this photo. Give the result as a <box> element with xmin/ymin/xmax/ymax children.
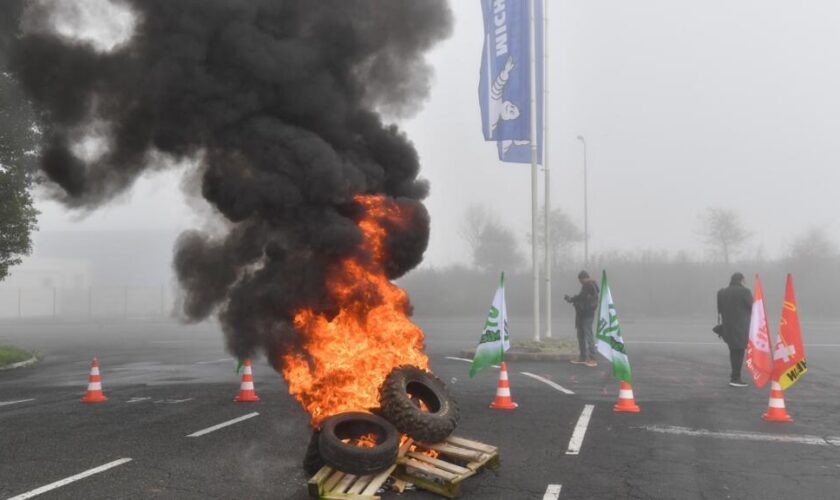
<box><xmin>565</xmin><ymin>270</ymin><xmax>600</xmax><ymax>367</ymax></box>
<box><xmin>717</xmin><ymin>272</ymin><xmax>753</xmax><ymax>387</ymax></box>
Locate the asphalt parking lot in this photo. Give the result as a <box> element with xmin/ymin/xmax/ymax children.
<box><xmin>2</xmin><ymin>317</ymin><xmax>839</xmax><ymax>499</ymax></box>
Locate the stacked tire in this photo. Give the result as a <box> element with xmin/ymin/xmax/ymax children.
<box><xmin>310</xmin><ymin>365</ymin><xmax>460</xmax><ymax>475</ymax></box>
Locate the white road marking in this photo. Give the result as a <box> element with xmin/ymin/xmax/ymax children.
<box><xmin>0</xmin><ymin>398</ymin><xmax>36</xmax><ymax>407</ymax></box>
<box><xmin>543</xmin><ymin>484</ymin><xmax>562</xmax><ymax>499</ymax></box>
<box><xmin>642</xmin><ymin>425</ymin><xmax>840</xmax><ymax>446</ymax></box>
<box><xmin>126</xmin><ymin>397</ymin><xmax>151</xmax><ymax>404</ymax></box>
<box><xmin>186</xmin><ymin>412</ymin><xmax>260</xmax><ymax>437</ymax></box>
<box><xmin>7</xmin><ymin>458</ymin><xmax>132</xmax><ymax>500</ymax></box>
<box><xmin>566</xmin><ymin>405</ymin><xmax>595</xmax><ymax>455</ymax></box>
<box><xmin>520</xmin><ymin>372</ymin><xmax>575</xmax><ymax>395</ymax></box>
<box><xmin>154</xmin><ymin>398</ymin><xmax>194</xmax><ymax>404</ymax></box>
<box><xmin>195</xmin><ymin>358</ymin><xmax>231</xmax><ymax>365</ymax></box>
<box><xmin>443</xmin><ymin>356</ymin><xmax>498</xmax><ymax>368</ymax></box>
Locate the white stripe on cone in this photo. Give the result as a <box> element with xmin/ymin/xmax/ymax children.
<box><xmin>499</xmin><ymin>370</ymin><xmax>508</xmax><ymax>381</ymax></box>
<box><xmin>87</xmin><ymin>382</ymin><xmax>102</xmax><ymax>390</ymax></box>
<box><xmin>90</xmin><ymin>367</ymin><xmax>100</xmax><ymax>376</ymax></box>
<box><xmin>496</xmin><ymin>387</ymin><xmax>511</xmax><ymax>397</ymax></box>
<box><xmin>619</xmin><ymin>389</ymin><xmax>634</xmax><ymax>398</ymax></box>
<box><xmin>244</xmin><ymin>366</ymin><xmax>253</xmax><ymax>375</ymax></box>
<box><xmin>769</xmin><ymin>399</ymin><xmax>786</xmax><ymax>408</ymax></box>
<box><xmin>240</xmin><ymin>382</ymin><xmax>254</xmax><ymax>390</ymax></box>
<box><xmin>771</xmin><ymin>381</ymin><xmax>782</xmax><ymax>391</ymax></box>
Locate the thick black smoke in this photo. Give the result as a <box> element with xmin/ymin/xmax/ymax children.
<box><xmin>2</xmin><ymin>0</ymin><xmax>452</xmax><ymax>362</ymax></box>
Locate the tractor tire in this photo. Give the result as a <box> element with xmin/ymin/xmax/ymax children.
<box><xmin>378</xmin><ymin>365</ymin><xmax>460</xmax><ymax>443</ymax></box>
<box><xmin>317</xmin><ymin>412</ymin><xmax>399</xmax><ymax>475</ymax></box>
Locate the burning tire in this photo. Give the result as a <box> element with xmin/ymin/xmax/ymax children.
<box><xmin>303</xmin><ymin>430</ymin><xmax>324</xmax><ymax>475</ymax></box>
<box><xmin>317</xmin><ymin>412</ymin><xmax>399</xmax><ymax>475</ymax></box>
<box><xmin>378</xmin><ymin>365</ymin><xmax>460</xmax><ymax>443</ymax></box>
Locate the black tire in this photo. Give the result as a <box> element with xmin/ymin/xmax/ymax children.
<box><xmin>317</xmin><ymin>412</ymin><xmax>399</xmax><ymax>475</ymax></box>
<box><xmin>302</xmin><ymin>430</ymin><xmax>324</xmax><ymax>475</ymax></box>
<box><xmin>378</xmin><ymin>365</ymin><xmax>460</xmax><ymax>443</ymax></box>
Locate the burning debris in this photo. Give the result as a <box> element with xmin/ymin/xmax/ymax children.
<box><xmin>2</xmin><ymin>0</ymin><xmax>453</xmax><ymax>424</ymax></box>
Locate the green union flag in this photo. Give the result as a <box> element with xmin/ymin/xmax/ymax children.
<box><xmin>595</xmin><ymin>271</ymin><xmax>632</xmax><ymax>383</ymax></box>
<box><xmin>470</xmin><ymin>272</ymin><xmax>511</xmax><ymax>378</ymax></box>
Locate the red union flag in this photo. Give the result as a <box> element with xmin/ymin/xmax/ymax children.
<box><xmin>745</xmin><ymin>275</ymin><xmax>773</xmax><ymax>388</ymax></box>
<box><xmin>772</xmin><ymin>274</ymin><xmax>808</xmax><ymax>389</ymax></box>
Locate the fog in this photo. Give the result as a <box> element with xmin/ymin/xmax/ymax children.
<box><xmin>5</xmin><ymin>0</ymin><xmax>840</xmax><ymax>318</ymax></box>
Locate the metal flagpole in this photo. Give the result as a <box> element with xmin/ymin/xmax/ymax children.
<box><xmin>543</xmin><ymin>0</ymin><xmax>551</xmax><ymax>338</ymax></box>
<box><xmin>529</xmin><ymin>0</ymin><xmax>540</xmax><ymax>342</ymax></box>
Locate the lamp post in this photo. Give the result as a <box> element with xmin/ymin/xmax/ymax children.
<box><xmin>576</xmin><ymin>135</ymin><xmax>589</xmax><ymax>266</ymax></box>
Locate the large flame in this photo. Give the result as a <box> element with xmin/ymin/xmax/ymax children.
<box><xmin>282</xmin><ymin>194</ymin><xmax>428</xmax><ymax>426</ymax></box>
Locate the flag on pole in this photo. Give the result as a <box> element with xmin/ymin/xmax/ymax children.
<box><xmin>595</xmin><ymin>271</ymin><xmax>632</xmax><ymax>383</ymax></box>
<box><xmin>478</xmin><ymin>0</ymin><xmax>543</xmax><ymax>163</ymax></box>
<box><xmin>470</xmin><ymin>272</ymin><xmax>511</xmax><ymax>378</ymax></box>
<box><xmin>772</xmin><ymin>274</ymin><xmax>807</xmax><ymax>389</ymax></box>
<box><xmin>746</xmin><ymin>274</ymin><xmax>773</xmax><ymax>388</ymax></box>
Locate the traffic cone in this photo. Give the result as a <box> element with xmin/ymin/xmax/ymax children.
<box><xmin>489</xmin><ymin>362</ymin><xmax>518</xmax><ymax>409</ymax></box>
<box><xmin>81</xmin><ymin>358</ymin><xmax>108</xmax><ymax>403</ymax></box>
<box><xmin>613</xmin><ymin>381</ymin><xmax>640</xmax><ymax>413</ymax></box>
<box><xmin>762</xmin><ymin>381</ymin><xmax>793</xmax><ymax>422</ymax></box>
<box><xmin>234</xmin><ymin>359</ymin><xmax>260</xmax><ymax>402</ymax></box>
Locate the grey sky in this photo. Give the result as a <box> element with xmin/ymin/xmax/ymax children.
<box><xmin>35</xmin><ymin>0</ymin><xmax>840</xmax><ymax>267</ymax></box>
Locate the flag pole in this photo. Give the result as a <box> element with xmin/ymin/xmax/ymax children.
<box><xmin>543</xmin><ymin>0</ymin><xmax>551</xmax><ymax>338</ymax></box>
<box><xmin>528</xmin><ymin>0</ymin><xmax>540</xmax><ymax>342</ymax></box>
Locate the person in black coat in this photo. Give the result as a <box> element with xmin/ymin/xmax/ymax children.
<box><xmin>565</xmin><ymin>270</ymin><xmax>600</xmax><ymax>367</ymax></box>
<box><xmin>717</xmin><ymin>272</ymin><xmax>753</xmax><ymax>387</ymax></box>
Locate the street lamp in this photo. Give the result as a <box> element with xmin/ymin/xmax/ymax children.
<box><xmin>576</xmin><ymin>135</ymin><xmax>589</xmax><ymax>266</ymax></box>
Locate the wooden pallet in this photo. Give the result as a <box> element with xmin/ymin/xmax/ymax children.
<box><xmin>392</xmin><ymin>435</ymin><xmax>500</xmax><ymax>499</ymax></box>
<box><xmin>307</xmin><ymin>435</ymin><xmax>499</xmax><ymax>499</ymax></box>
<box><xmin>307</xmin><ymin>464</ymin><xmax>397</xmax><ymax>500</ymax></box>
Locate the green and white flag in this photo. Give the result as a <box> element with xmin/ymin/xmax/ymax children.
<box><xmin>470</xmin><ymin>272</ymin><xmax>511</xmax><ymax>378</ymax></box>
<box><xmin>595</xmin><ymin>271</ymin><xmax>632</xmax><ymax>383</ymax></box>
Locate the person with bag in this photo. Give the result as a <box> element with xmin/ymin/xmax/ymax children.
<box><xmin>716</xmin><ymin>272</ymin><xmax>753</xmax><ymax>387</ymax></box>
<box><xmin>565</xmin><ymin>270</ymin><xmax>600</xmax><ymax>367</ymax></box>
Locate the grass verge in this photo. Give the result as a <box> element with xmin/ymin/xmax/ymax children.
<box><xmin>0</xmin><ymin>345</ymin><xmax>36</xmax><ymax>368</ymax></box>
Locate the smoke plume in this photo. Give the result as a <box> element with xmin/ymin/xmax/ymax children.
<box><xmin>2</xmin><ymin>0</ymin><xmax>452</xmax><ymax>363</ymax></box>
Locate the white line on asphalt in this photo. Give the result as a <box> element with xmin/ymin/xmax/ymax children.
<box><xmin>443</xmin><ymin>356</ymin><xmax>498</xmax><ymax>368</ymax></box>
<box><xmin>186</xmin><ymin>412</ymin><xmax>260</xmax><ymax>437</ymax></box>
<box><xmin>126</xmin><ymin>397</ymin><xmax>151</xmax><ymax>404</ymax></box>
<box><xmin>642</xmin><ymin>425</ymin><xmax>840</xmax><ymax>446</ymax></box>
<box><xmin>195</xmin><ymin>358</ymin><xmax>231</xmax><ymax>365</ymax></box>
<box><xmin>7</xmin><ymin>458</ymin><xmax>133</xmax><ymax>500</ymax></box>
<box><xmin>543</xmin><ymin>484</ymin><xmax>562</xmax><ymax>499</ymax></box>
<box><xmin>155</xmin><ymin>398</ymin><xmax>194</xmax><ymax>404</ymax></box>
<box><xmin>520</xmin><ymin>372</ymin><xmax>575</xmax><ymax>395</ymax></box>
<box><xmin>0</xmin><ymin>398</ymin><xmax>36</xmax><ymax>407</ymax></box>
<box><xmin>566</xmin><ymin>405</ymin><xmax>595</xmax><ymax>455</ymax></box>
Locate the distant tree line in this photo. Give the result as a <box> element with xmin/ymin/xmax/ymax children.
<box><xmin>399</xmin><ymin>205</ymin><xmax>840</xmax><ymax>320</ymax></box>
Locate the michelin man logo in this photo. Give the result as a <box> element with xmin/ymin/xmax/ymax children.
<box><xmin>488</xmin><ymin>57</ymin><xmax>529</xmax><ymax>155</ymax></box>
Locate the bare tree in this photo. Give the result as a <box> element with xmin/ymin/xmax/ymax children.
<box><xmin>789</xmin><ymin>227</ymin><xmax>837</xmax><ymax>261</ymax></box>
<box><xmin>530</xmin><ymin>206</ymin><xmax>583</xmax><ymax>269</ymax></box>
<box><xmin>698</xmin><ymin>208</ymin><xmax>750</xmax><ymax>264</ymax></box>
<box><xmin>459</xmin><ymin>204</ymin><xmax>524</xmax><ymax>272</ymax></box>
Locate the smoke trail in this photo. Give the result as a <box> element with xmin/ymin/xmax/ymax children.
<box><xmin>2</xmin><ymin>0</ymin><xmax>452</xmax><ymax>363</ymax></box>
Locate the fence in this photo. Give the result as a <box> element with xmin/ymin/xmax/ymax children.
<box><xmin>0</xmin><ymin>286</ymin><xmax>174</xmax><ymax>320</ymax></box>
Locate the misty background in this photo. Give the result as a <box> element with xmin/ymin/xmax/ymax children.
<box><xmin>4</xmin><ymin>0</ymin><xmax>840</xmax><ymax>324</ymax></box>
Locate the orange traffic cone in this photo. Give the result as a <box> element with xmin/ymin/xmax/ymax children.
<box><xmin>234</xmin><ymin>359</ymin><xmax>260</xmax><ymax>402</ymax></box>
<box><xmin>613</xmin><ymin>381</ymin><xmax>640</xmax><ymax>413</ymax></box>
<box><xmin>762</xmin><ymin>381</ymin><xmax>793</xmax><ymax>422</ymax></box>
<box><xmin>489</xmin><ymin>362</ymin><xmax>518</xmax><ymax>409</ymax></box>
<box><xmin>81</xmin><ymin>357</ymin><xmax>108</xmax><ymax>403</ymax></box>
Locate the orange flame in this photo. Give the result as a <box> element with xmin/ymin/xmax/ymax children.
<box><xmin>282</xmin><ymin>194</ymin><xmax>428</xmax><ymax>426</ymax></box>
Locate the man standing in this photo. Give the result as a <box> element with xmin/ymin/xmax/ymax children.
<box><xmin>565</xmin><ymin>270</ymin><xmax>600</xmax><ymax>367</ymax></box>
<box><xmin>717</xmin><ymin>272</ymin><xmax>753</xmax><ymax>387</ymax></box>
